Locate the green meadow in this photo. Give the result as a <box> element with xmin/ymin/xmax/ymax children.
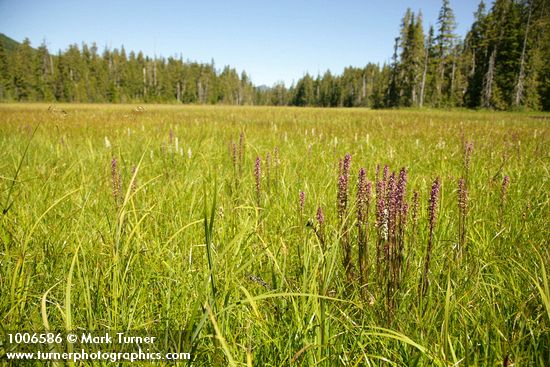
<box><xmin>1</xmin><ymin>104</ymin><xmax>549</xmax><ymax>365</ymax></box>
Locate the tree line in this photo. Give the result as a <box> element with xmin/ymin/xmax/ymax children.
<box><xmin>0</xmin><ymin>0</ymin><xmax>548</xmax><ymax>110</ymax></box>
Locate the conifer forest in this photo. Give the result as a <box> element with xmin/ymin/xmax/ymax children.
<box><xmin>1</xmin><ymin>0</ymin><xmax>549</xmax><ymax>110</ymax></box>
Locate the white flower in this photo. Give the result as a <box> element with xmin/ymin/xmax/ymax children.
<box><xmin>381</xmin><ymin>208</ymin><xmax>389</xmax><ymax>241</ymax></box>
<box><xmin>104</xmin><ymin>137</ymin><xmax>111</xmax><ymax>148</ymax></box>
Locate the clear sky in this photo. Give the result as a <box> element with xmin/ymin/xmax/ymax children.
<box><xmin>0</xmin><ymin>0</ymin><xmax>482</xmax><ymax>86</ymax></box>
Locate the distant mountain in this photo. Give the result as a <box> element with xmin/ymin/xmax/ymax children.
<box><xmin>0</xmin><ymin>33</ymin><xmax>21</xmax><ymax>52</ymax></box>
<box><xmin>256</xmin><ymin>85</ymin><xmax>271</xmax><ymax>92</ymax></box>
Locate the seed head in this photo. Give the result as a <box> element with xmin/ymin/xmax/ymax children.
<box><xmin>366</xmin><ymin>181</ymin><xmax>372</xmax><ymax>210</ymax></box>
<box><xmin>265</xmin><ymin>153</ymin><xmax>271</xmax><ymax>184</ymax></box>
<box><xmin>130</xmin><ymin>165</ymin><xmax>137</xmax><ymax>194</ymax></box>
<box><xmin>111</xmin><ymin>157</ymin><xmax>122</xmax><ymax>203</ymax></box>
<box><xmin>273</xmin><ymin>146</ymin><xmax>280</xmax><ymax>166</ymax></box>
<box><xmin>502</xmin><ymin>175</ymin><xmax>510</xmax><ymax>196</ymax></box>
<box><xmin>239</xmin><ymin>132</ymin><xmax>245</xmax><ymax>163</ymax></box>
<box><xmin>464</xmin><ymin>141</ymin><xmax>474</xmax><ymax>172</ymax></box>
<box><xmin>254</xmin><ymin>156</ymin><xmax>261</xmax><ymax>204</ymax></box>
<box><xmin>458</xmin><ymin>178</ymin><xmax>468</xmax><ymax>214</ymax></box>
<box><xmin>501</xmin><ymin>175</ymin><xmax>510</xmax><ymax>207</ymax></box>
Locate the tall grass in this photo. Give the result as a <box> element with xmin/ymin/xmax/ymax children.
<box><xmin>0</xmin><ymin>104</ymin><xmax>548</xmax><ymax>365</ymax></box>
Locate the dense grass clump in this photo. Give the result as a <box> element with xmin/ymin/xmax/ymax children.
<box><xmin>1</xmin><ymin>104</ymin><xmax>549</xmax><ymax>365</ymax></box>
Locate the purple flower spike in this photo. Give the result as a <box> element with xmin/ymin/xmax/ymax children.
<box><xmin>375</xmin><ymin>178</ymin><xmax>385</xmax><ymax>232</ymax></box>
<box><xmin>316</xmin><ymin>206</ymin><xmax>325</xmax><ymax>226</ymax></box>
<box><xmin>421</xmin><ymin>177</ymin><xmax>441</xmax><ymax>297</ymax></box>
<box><xmin>401</xmin><ymin>203</ymin><xmax>409</xmax><ymax>222</ymax></box>
<box><xmin>337</xmin><ymin>175</ymin><xmax>348</xmax><ymax>220</ymax></box>
<box><xmin>231</xmin><ymin>142</ymin><xmax>238</xmax><ymax>171</ymax></box>
<box><xmin>299</xmin><ymin>191</ymin><xmax>305</xmax><ymax>212</ymax></box>
<box><xmin>382</xmin><ymin>165</ymin><xmax>389</xmax><ymax>186</ymax></box>
<box><xmin>316</xmin><ymin>206</ymin><xmax>326</xmax><ymax>250</ymax></box>
<box><xmin>357</xmin><ymin>168</ymin><xmax>367</xmax><ymax>224</ymax></box>
<box><xmin>428</xmin><ymin>177</ymin><xmax>441</xmax><ymax>233</ymax></box>
<box><xmin>387</xmin><ymin>172</ymin><xmax>397</xmax><ymax>240</ymax></box>
<box><xmin>337</xmin><ymin>154</ymin><xmax>352</xmax><ymax>220</ymax></box>
<box><xmin>396</xmin><ymin>168</ymin><xmax>408</xmax><ymax>211</ymax></box>
<box><xmin>343</xmin><ymin>154</ymin><xmax>352</xmax><ymax>178</ymax></box>
<box><xmin>412</xmin><ymin>190</ymin><xmax>419</xmax><ymax>227</ymax></box>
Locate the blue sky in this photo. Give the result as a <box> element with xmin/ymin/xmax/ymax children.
<box><xmin>0</xmin><ymin>0</ymin><xmax>482</xmax><ymax>86</ymax></box>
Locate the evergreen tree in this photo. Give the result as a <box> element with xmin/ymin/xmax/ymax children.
<box><xmin>11</xmin><ymin>38</ymin><xmax>35</xmax><ymax>101</ymax></box>
<box><xmin>0</xmin><ymin>39</ymin><xmax>9</xmax><ymax>100</ymax></box>
<box><xmin>536</xmin><ymin>0</ymin><xmax>550</xmax><ymax>109</ymax></box>
<box><xmin>419</xmin><ymin>25</ymin><xmax>436</xmax><ymax>107</ymax></box>
<box><xmin>400</xmin><ymin>11</ymin><xmax>426</xmax><ymax>106</ymax></box>
<box><xmin>34</xmin><ymin>41</ymin><xmax>55</xmax><ymax>101</ymax></box>
<box><xmin>270</xmin><ymin>82</ymin><xmax>288</xmax><ymax>106</ymax></box>
<box><xmin>293</xmin><ymin>73</ymin><xmax>315</xmax><ymax>106</ymax></box>
<box><xmin>371</xmin><ymin>64</ymin><xmax>392</xmax><ymax>108</ymax></box>
<box><xmin>464</xmin><ymin>1</ymin><xmax>488</xmax><ymax>107</ymax></box>
<box><xmin>240</xmin><ymin>71</ymin><xmax>254</xmax><ymax>105</ymax></box>
<box><xmin>513</xmin><ymin>0</ymin><xmax>547</xmax><ymax>109</ymax></box>
<box><xmin>386</xmin><ymin>37</ymin><xmax>401</xmax><ymax>107</ymax></box>
<box><xmin>480</xmin><ymin>0</ymin><xmax>504</xmax><ymax>108</ymax></box>
<box><xmin>436</xmin><ymin>0</ymin><xmax>458</xmax><ymax>105</ymax></box>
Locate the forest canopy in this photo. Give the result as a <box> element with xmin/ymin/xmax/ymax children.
<box><xmin>0</xmin><ymin>0</ymin><xmax>549</xmax><ymax>110</ymax></box>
